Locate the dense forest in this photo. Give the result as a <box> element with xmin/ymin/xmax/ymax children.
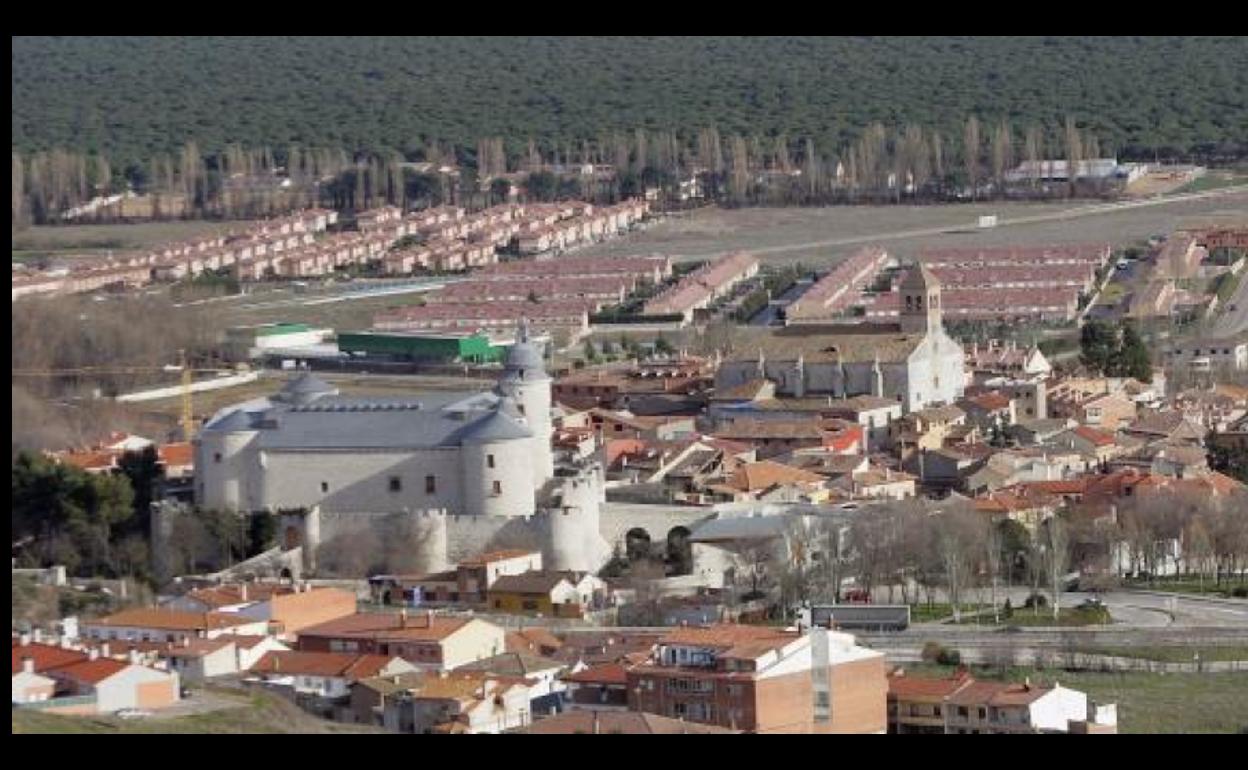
<box><xmin>11</xmin><ymin>37</ymin><xmax>1248</xmax><ymax>222</ymax></box>
<box><xmin>14</xmin><ymin>37</ymin><xmax>1248</xmax><ymax>165</ymax></box>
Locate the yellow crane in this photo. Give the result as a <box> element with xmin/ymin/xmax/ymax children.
<box><xmin>12</xmin><ymin>354</ymin><xmax>232</xmax><ymax>440</ymax></box>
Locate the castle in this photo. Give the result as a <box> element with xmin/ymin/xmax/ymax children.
<box><xmin>716</xmin><ymin>265</ymin><xmax>966</xmax><ymax>412</ymax></box>
<box><xmin>184</xmin><ymin>324</ymin><xmax>611</xmax><ymax>577</ymax></box>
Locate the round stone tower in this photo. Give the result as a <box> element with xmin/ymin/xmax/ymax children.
<box><xmin>459</xmin><ymin>405</ymin><xmax>536</xmax><ymax>517</ymax></box>
<box><xmin>405</xmin><ymin>508</ymin><xmax>450</xmax><ymax>574</ymax></box>
<box><xmin>546</xmin><ymin>464</ymin><xmax>609</xmax><ymax>572</ymax></box>
<box><xmin>194</xmin><ymin>410</ymin><xmax>259</xmax><ymax>511</ymax></box>
<box><xmin>495</xmin><ymin>321</ymin><xmax>554</xmax><ymax>487</ymax></box>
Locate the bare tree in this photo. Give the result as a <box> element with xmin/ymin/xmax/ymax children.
<box><xmin>1064</xmin><ymin>116</ymin><xmax>1083</xmax><ymax>198</ymax></box>
<box><xmin>1043</xmin><ymin>515</ymin><xmax>1070</xmax><ymax>620</ymax></box>
<box><xmin>985</xmin><ymin>518</ymin><xmax>1003</xmax><ymax>622</ymax></box>
<box><xmin>963</xmin><ymin>116</ymin><xmax>981</xmax><ymax>199</ymax></box>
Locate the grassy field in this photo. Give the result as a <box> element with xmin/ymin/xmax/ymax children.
<box><xmin>901</xmin><ymin>664</ymin><xmax>1248</xmax><ymax>734</ymax></box>
<box><xmin>11</xmin><ymin>689</ymin><xmax>383</xmax><ymax>734</ymax></box>
<box><xmin>1074</xmin><ymin>646</ymin><xmax>1248</xmax><ymax>664</ymax></box>
<box><xmin>909</xmin><ymin>603</ymin><xmax>989</xmax><ymax>623</ymax></box>
<box><xmin>577</xmin><ymin>191</ymin><xmax>1248</xmax><ymax>267</ymax></box>
<box><xmin>1123</xmin><ymin>578</ymin><xmax>1248</xmax><ymax>599</ymax></box>
<box><xmin>1175</xmin><ymin>172</ymin><xmax>1248</xmax><ymax>195</ymax></box>
<box><xmin>12</xmin><ymin>220</ymin><xmax>254</xmax><ymax>261</ymax></box>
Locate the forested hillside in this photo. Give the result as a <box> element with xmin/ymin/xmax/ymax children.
<box><xmin>13</xmin><ymin>36</ymin><xmax>1248</xmax><ymax>167</ymax></box>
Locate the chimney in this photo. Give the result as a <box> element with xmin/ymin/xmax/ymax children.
<box><xmin>101</xmin><ymin>643</ymin><xmax>111</xmax><ymax>658</ymax></box>
<box><xmin>425</xmin><ymin>610</ymin><xmax>434</xmax><ymax>628</ymax></box>
<box><xmin>240</xmin><ymin>583</ymin><xmax>249</xmax><ymax>602</ymax></box>
<box><xmin>399</xmin><ymin>609</ymin><xmax>408</xmax><ymax>629</ymax></box>
<box><xmin>21</xmin><ymin>656</ymin><xmax>34</xmax><ymax>674</ymax></box>
<box><xmin>18</xmin><ymin>632</ymin><xmax>31</xmax><ymax>647</ymax></box>
<box><xmin>128</xmin><ymin>650</ymin><xmax>141</xmax><ymax>665</ymax></box>
<box><xmin>88</xmin><ymin>648</ymin><xmax>99</xmax><ymax>661</ymax></box>
<box><xmin>592</xmin><ymin>709</ymin><xmax>601</xmax><ymax>735</ymax></box>
<box><xmin>32</xmin><ymin>629</ymin><xmax>43</xmax><ymax>644</ymax></box>
<box><xmin>181</xmin><ymin>637</ymin><xmax>191</xmax><ymax>648</ymax></box>
<box><xmin>1023</xmin><ymin>676</ymin><xmax>1031</xmax><ymax>690</ymax></box>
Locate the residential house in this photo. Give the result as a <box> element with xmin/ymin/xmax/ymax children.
<box><xmin>455</xmin><ymin>652</ymin><xmax>573</xmax><ymax>716</ymax></box>
<box><xmin>382</xmin><ymin>671</ymin><xmax>533</xmax><ymax>734</ymax></box>
<box><xmin>708</xmin><ymin>460</ymin><xmax>830</xmax><ymax>503</ymax></box>
<box><xmin>562</xmin><ymin>662</ymin><xmax>632</xmax><ymax>711</ymax></box>
<box><xmin>82</xmin><ymin>609</ymin><xmax>269</xmax><ymax>644</ymax></box>
<box><xmin>295</xmin><ymin>611</ymin><xmax>506</xmax><ymax>672</ymax></box>
<box><xmin>521</xmin><ymin>709</ymin><xmax>738</xmax><ymax>734</ymax></box>
<box><xmin>249</xmin><ymin>651</ymin><xmax>416</xmax><ymax>701</ymax></box>
<box><xmin>486</xmin><ymin>572</ymin><xmax>609</xmax><ymax>618</ymax></box>
<box><xmin>46</xmin><ymin>656</ymin><xmax>180</xmax><ymax>714</ymax></box>
<box><xmin>627</xmin><ymin>624</ymin><xmax>887</xmax><ymax>734</ymax></box>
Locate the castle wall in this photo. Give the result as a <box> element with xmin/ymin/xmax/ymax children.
<box><xmin>259</xmin><ymin>448</ymin><xmax>469</xmax><ymax>514</ymax></box>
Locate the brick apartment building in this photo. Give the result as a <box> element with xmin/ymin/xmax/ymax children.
<box><xmin>626</xmin><ymin>624</ymin><xmax>887</xmax><ymax>734</ymax></box>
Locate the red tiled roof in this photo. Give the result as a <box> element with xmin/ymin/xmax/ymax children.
<box><xmin>658</xmin><ymin>624</ymin><xmax>796</xmax><ymax>649</ymax></box>
<box><xmin>563</xmin><ymin>662</ymin><xmax>629</xmax><ymax>686</ymax></box>
<box><xmin>48</xmin><ymin>658</ymin><xmax>130</xmax><ymax>684</ymax></box>
<box><xmin>251</xmin><ymin>651</ymin><xmax>398</xmax><ymax>679</ymax></box>
<box><xmin>888</xmin><ymin>672</ymin><xmax>974</xmax><ymax>701</ymax></box>
<box><xmin>86</xmin><ymin>608</ymin><xmax>260</xmax><ymax>632</ymax></box>
<box><xmin>1072</xmin><ymin>426</ymin><xmax>1116</xmax><ymax>447</ymax></box>
<box><xmin>297</xmin><ymin>612</ymin><xmax>470</xmax><ymax>643</ymax></box>
<box><xmin>12</xmin><ymin>642</ymin><xmax>89</xmax><ymax>674</ymax></box>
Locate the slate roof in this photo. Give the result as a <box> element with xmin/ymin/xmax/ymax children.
<box><xmin>726</xmin><ymin>325</ymin><xmax>925</xmax><ymax>364</ymax></box>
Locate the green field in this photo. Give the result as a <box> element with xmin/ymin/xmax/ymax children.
<box><xmin>903</xmin><ymin>664</ymin><xmax>1248</xmax><ymax>734</ymax></box>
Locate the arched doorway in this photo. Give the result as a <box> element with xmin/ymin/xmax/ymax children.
<box><xmin>666</xmin><ymin>526</ymin><xmax>693</xmax><ymax>575</ymax></box>
<box><xmin>625</xmin><ymin>528</ymin><xmax>652</xmax><ymax>562</ymax></box>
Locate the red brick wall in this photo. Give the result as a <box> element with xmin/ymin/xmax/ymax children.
<box><xmin>828</xmin><ymin>656</ymin><xmax>887</xmax><ymax>734</ymax></box>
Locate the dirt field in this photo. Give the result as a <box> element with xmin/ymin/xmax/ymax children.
<box><xmin>12</xmin><ymin>220</ymin><xmax>255</xmax><ymax>261</ymax></box>
<box><xmin>576</xmin><ymin>189</ymin><xmax>1248</xmax><ymax>268</ymax></box>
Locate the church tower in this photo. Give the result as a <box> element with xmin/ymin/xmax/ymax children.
<box><xmin>899</xmin><ymin>264</ymin><xmax>943</xmax><ymax>335</ymax></box>
<box><xmin>496</xmin><ymin>320</ymin><xmax>554</xmax><ymax>486</ymax></box>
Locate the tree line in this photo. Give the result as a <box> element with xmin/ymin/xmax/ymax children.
<box><xmin>12</xmin><ymin>112</ymin><xmax>1151</xmax><ymax>226</ymax></box>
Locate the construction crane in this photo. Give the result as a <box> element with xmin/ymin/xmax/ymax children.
<box><xmin>12</xmin><ymin>353</ymin><xmax>233</xmax><ymax>440</ymax></box>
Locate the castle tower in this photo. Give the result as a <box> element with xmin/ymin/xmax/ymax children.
<box><xmin>495</xmin><ymin>320</ymin><xmax>554</xmax><ymax>486</ymax></box>
<box><xmin>899</xmin><ymin>263</ymin><xmax>943</xmax><ymax>335</ymax></box>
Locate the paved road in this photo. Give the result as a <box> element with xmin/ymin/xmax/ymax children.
<box><xmin>701</xmin><ymin>185</ymin><xmax>1248</xmax><ymax>260</ymax></box>
<box><xmin>749</xmin><ymin>279</ymin><xmax>813</xmax><ymax>326</ymax></box>
<box><xmin>866</xmin><ymin>586</ymin><xmax>1248</xmax><ymax>628</ymax></box>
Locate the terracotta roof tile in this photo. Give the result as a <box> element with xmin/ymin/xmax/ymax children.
<box><xmin>12</xmin><ymin>642</ymin><xmax>89</xmax><ymax>674</ymax></box>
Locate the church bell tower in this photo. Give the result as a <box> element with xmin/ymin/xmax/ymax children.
<box><xmin>899</xmin><ymin>264</ymin><xmax>943</xmax><ymax>335</ymax></box>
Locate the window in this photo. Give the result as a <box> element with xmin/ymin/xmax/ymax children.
<box><xmin>487</xmin><ymin>454</ymin><xmax>495</xmax><ymax>469</ymax></box>
<box><xmin>426</xmin><ymin>475</ymin><xmax>437</xmax><ymax>494</ymax></box>
<box><xmin>522</xmin><ymin>600</ymin><xmax>539</xmax><ymax>610</ymax></box>
<box><xmin>388</xmin><ymin>476</ymin><xmax>402</xmax><ymax>492</ymax></box>
<box><xmin>492</xmin><ymin>480</ymin><xmax>502</xmax><ymax>496</ymax></box>
<box><xmin>213</xmin><ymin>452</ymin><xmax>222</xmax><ymax>463</ymax></box>
<box><xmin>977</xmin><ymin>707</ymin><xmax>987</xmax><ymax>719</ymax></box>
<box><xmin>320</xmin><ymin>481</ymin><xmax>329</xmax><ymax>493</ymax></box>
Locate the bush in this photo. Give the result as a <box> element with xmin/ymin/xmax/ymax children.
<box><xmin>1023</xmin><ymin>593</ymin><xmax>1048</xmax><ymax>609</ymax></box>
<box><xmin>937</xmin><ymin>648</ymin><xmax>962</xmax><ymax>666</ymax></box>
<box><xmin>1232</xmin><ymin>586</ymin><xmax>1248</xmax><ymax>598</ymax></box>
<box><xmin>1002</xmin><ymin>598</ymin><xmax>1013</xmax><ymax>618</ymax></box>
<box><xmin>921</xmin><ymin>641</ymin><xmax>961</xmax><ymax>665</ymax></box>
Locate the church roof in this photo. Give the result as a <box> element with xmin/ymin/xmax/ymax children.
<box><xmin>726</xmin><ymin>326</ymin><xmax>926</xmax><ymax>364</ymax></box>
